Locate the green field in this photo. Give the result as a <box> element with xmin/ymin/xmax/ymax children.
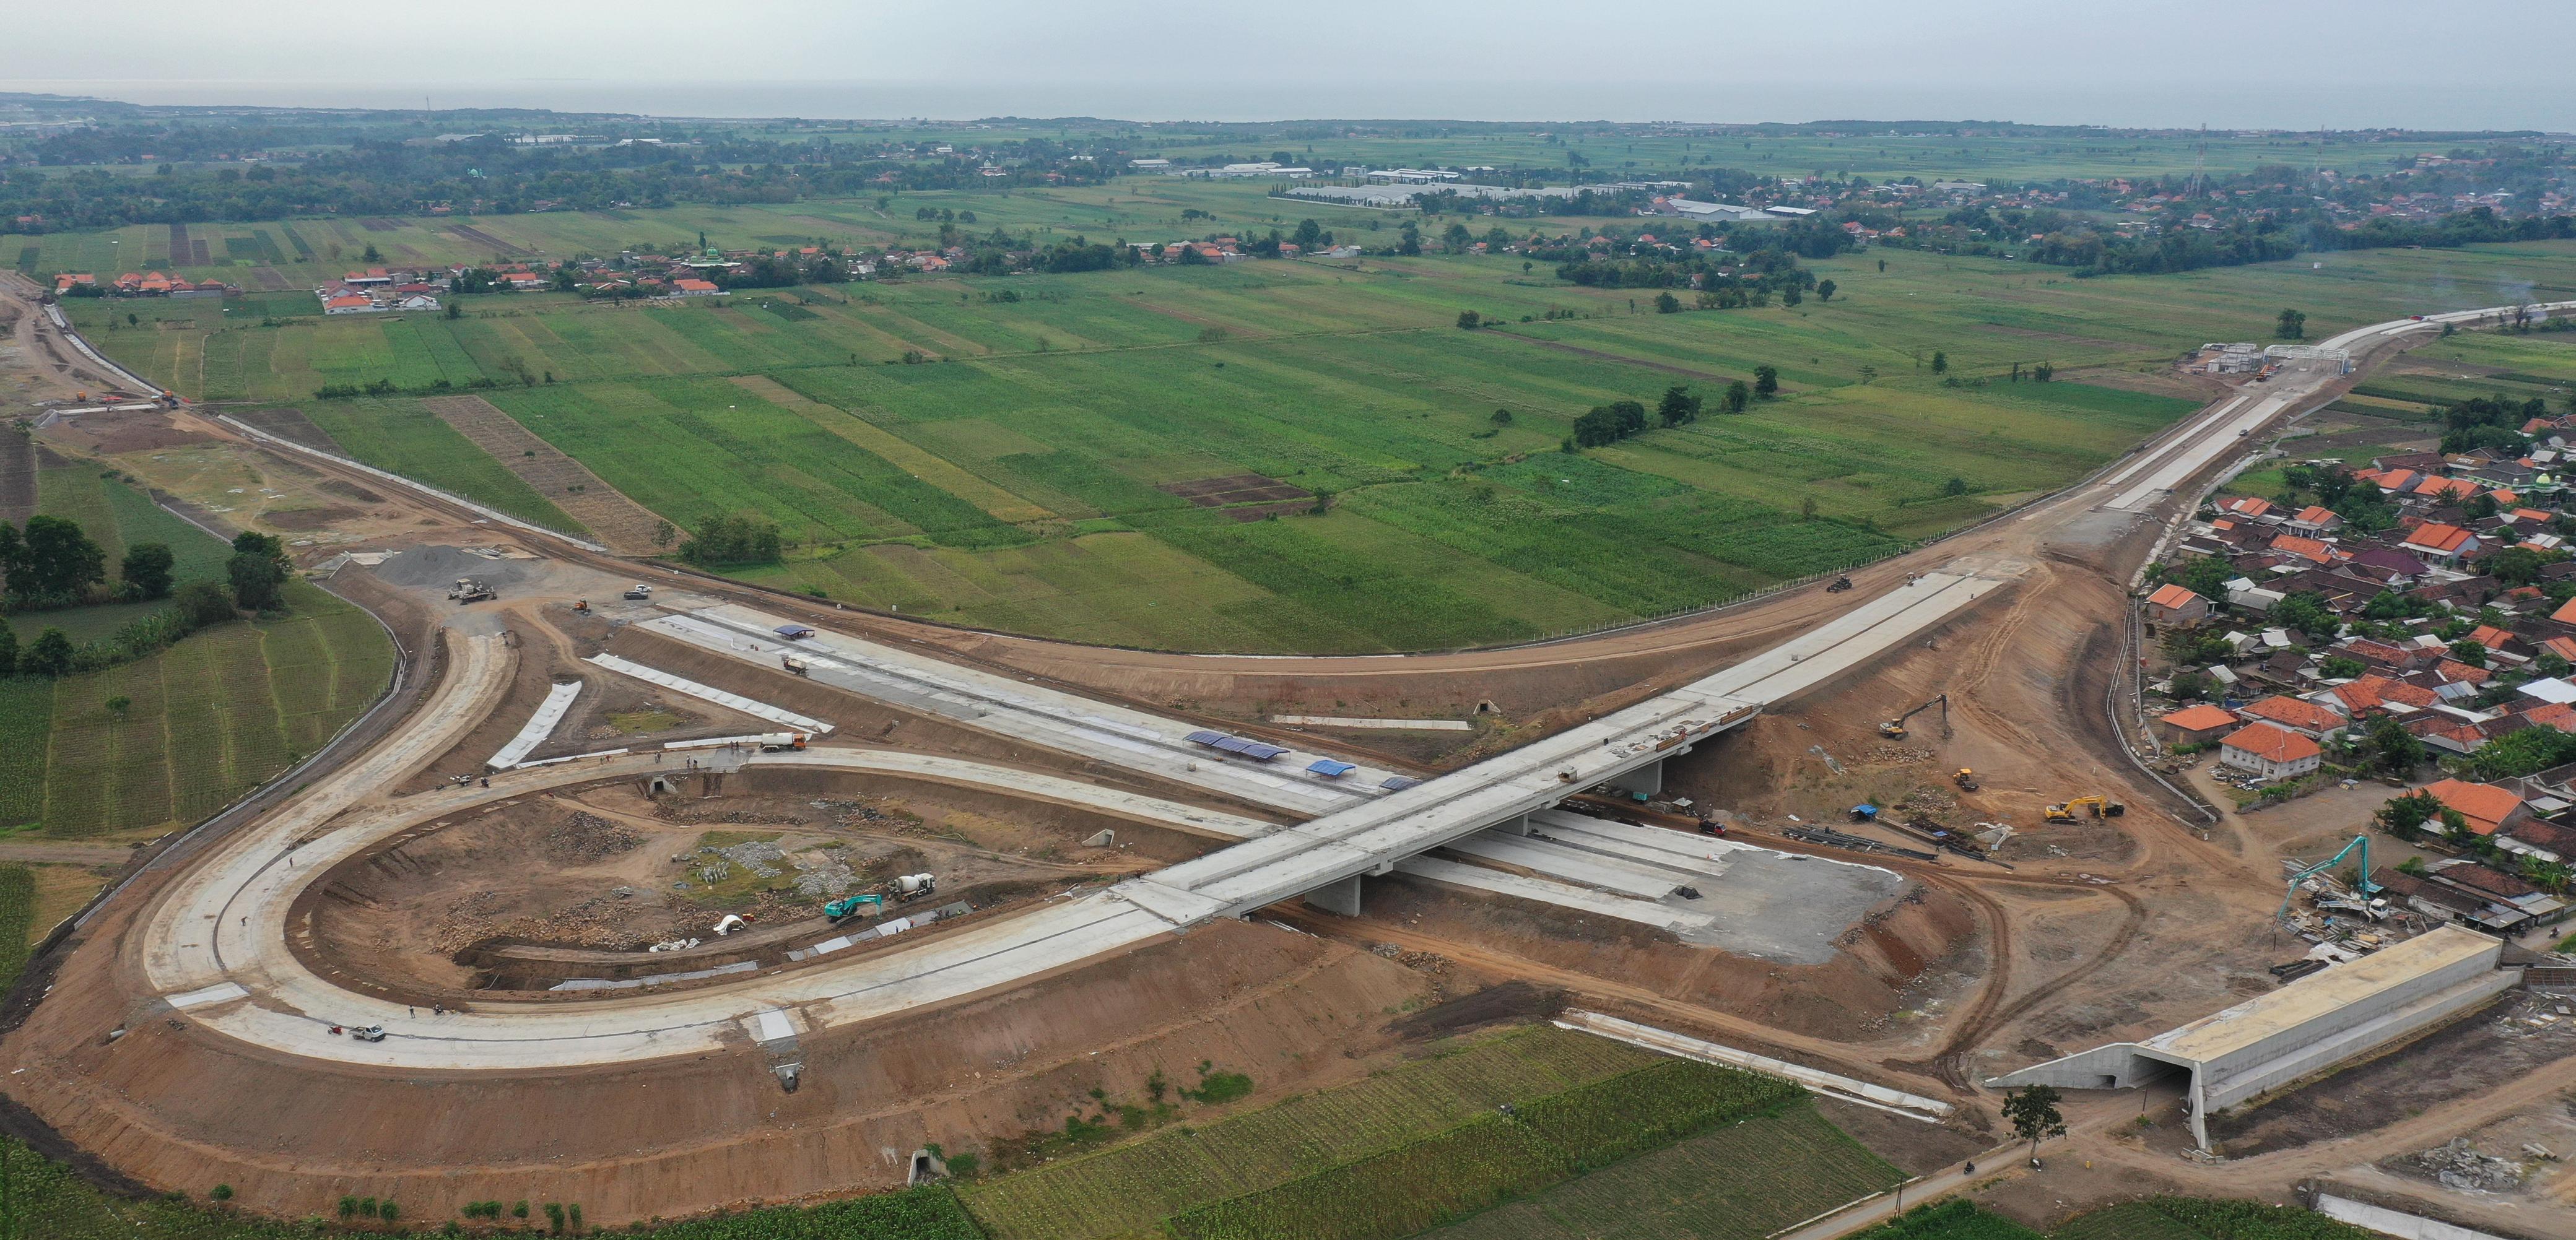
<box><xmin>959</xmin><ymin>1024</ymin><xmax>1661</xmax><ymax>1240</ymax></box>
<box><xmin>35</xmin><ymin>184</ymin><xmax>2576</xmax><ymax>651</ymax></box>
<box><xmin>9</xmin><ymin>579</ymin><xmax>393</xmax><ymax>838</ymax></box>
<box><xmin>9</xmin><ymin>462</ymin><xmax>236</xmax><ymax>644</ymax></box>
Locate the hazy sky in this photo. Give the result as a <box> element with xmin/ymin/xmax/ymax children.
<box><xmin>10</xmin><ymin>1</ymin><xmax>2574</xmax><ymax>131</ymax></box>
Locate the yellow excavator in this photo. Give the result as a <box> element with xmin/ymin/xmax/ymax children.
<box><xmin>1879</xmin><ymin>694</ymin><xmax>1949</xmax><ymax>740</ymax></box>
<box><xmin>2045</xmin><ymin>795</ymin><xmax>2125</xmax><ymax>822</ymax></box>
<box><xmin>1953</xmin><ymin>768</ymin><xmax>1979</xmax><ymax>791</ymax></box>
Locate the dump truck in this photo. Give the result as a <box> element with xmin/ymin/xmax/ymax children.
<box><xmin>756</xmin><ymin>732</ymin><xmax>809</xmax><ymax>752</ymax></box>
<box><xmin>622</xmin><ymin>584</ymin><xmax>653</xmax><ymax>600</ymax></box>
<box><xmin>448</xmin><ymin>578</ymin><xmax>495</xmax><ymax>604</ymax></box>
<box><xmin>780</xmin><ymin>654</ymin><xmax>810</xmax><ymax>677</ymax></box>
<box><xmin>824</xmin><ymin>893</ymin><xmax>886</xmax><ymax>922</ymax></box>
<box><xmin>2043</xmin><ymin>795</ymin><xmax>2125</xmax><ymax>822</ymax></box>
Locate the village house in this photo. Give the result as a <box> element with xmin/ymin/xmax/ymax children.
<box><xmin>2217</xmin><ymin>721</ymin><xmax>2322</xmax><ymax>781</ymax></box>
<box><xmin>2156</xmin><ymin>703</ymin><xmax>2240</xmax><ymax>745</ymax></box>
<box><xmin>2144</xmin><ymin>583</ymin><xmax>2210</xmax><ymax>627</ymax></box>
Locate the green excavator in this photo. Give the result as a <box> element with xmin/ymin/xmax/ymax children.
<box><xmin>824</xmin><ymin>893</ymin><xmax>886</xmax><ymax>923</ymax></box>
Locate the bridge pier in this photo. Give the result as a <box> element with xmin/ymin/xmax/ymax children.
<box><xmin>1304</xmin><ymin>875</ymin><xmax>1363</xmax><ymax>916</ymax></box>
<box><xmin>1610</xmin><ymin>754</ymin><xmax>1673</xmax><ymax>798</ymax></box>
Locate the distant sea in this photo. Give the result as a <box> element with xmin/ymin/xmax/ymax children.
<box><xmin>1</xmin><ymin>78</ymin><xmax>2564</xmax><ymax>132</ymax></box>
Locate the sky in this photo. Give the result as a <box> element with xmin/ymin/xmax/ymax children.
<box><xmin>9</xmin><ymin>0</ymin><xmax>2575</xmax><ymax>131</ymax></box>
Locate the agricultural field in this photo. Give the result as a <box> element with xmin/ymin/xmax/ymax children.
<box><xmin>1409</xmin><ymin>1100</ymin><xmax>1900</xmax><ymax>1240</ymax></box>
<box><xmin>959</xmin><ymin>1023</ymin><xmax>1661</xmax><ymax>1240</ymax></box>
<box><xmin>1033</xmin><ymin>1050</ymin><xmax>1803</xmax><ymax>1240</ymax></box>
<box><xmin>0</xmin><ymin>1138</ymin><xmax>982</xmax><ymax>1240</ymax></box>
<box><xmin>0</xmin><ymin>865</ymin><xmax>32</xmax><ymax>991</ymax></box>
<box><xmin>9</xmin><ymin>459</ymin><xmax>236</xmax><ymax>644</ymax></box>
<box><xmin>41</xmin><ymin>191</ymin><xmax>2576</xmax><ymax>649</ymax></box>
<box><xmin>8</xmin><ymin>578</ymin><xmax>393</xmax><ymax>839</ymax></box>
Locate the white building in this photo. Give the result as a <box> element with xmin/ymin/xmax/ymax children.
<box><xmin>2217</xmin><ymin>722</ymin><xmax>2322</xmax><ymax>781</ymax></box>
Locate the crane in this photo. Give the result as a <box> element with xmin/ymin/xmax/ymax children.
<box><xmin>1879</xmin><ymin>694</ymin><xmax>1949</xmax><ymax>740</ymax></box>
<box><xmin>2277</xmin><ymin>835</ymin><xmax>2382</xmax><ymax>926</ymax></box>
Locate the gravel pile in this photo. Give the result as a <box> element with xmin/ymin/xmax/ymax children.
<box><xmin>708</xmin><ymin>839</ymin><xmax>786</xmax><ymax>877</ymax></box>
<box><xmin>2395</xmin><ymin>1138</ymin><xmax>2527</xmax><ymax>1191</ymax></box>
<box><xmin>792</xmin><ymin>854</ymin><xmax>859</xmax><ymax>898</ymax></box>
<box><xmin>546</xmin><ymin>812</ymin><xmax>642</xmax><ymax>862</ymax></box>
<box><xmin>371</xmin><ymin>545</ymin><xmax>537</xmax><ymax>591</ymax></box>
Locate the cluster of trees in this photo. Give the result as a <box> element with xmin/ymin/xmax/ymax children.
<box><xmin>1</xmin><ymin>514</ymin><xmax>172</xmax><ymax>610</ymax></box>
<box><xmin>679</xmin><ymin>514</ymin><xmax>785</xmax><ymax>566</ymax></box>
<box><xmin>1567</xmin><ymin>379</ymin><xmax>1767</xmax><ymax>448</ymax></box>
<box><xmin>1886</xmin><ymin>202</ymin><xmax>2576</xmax><ymax>279</ymax></box>
<box><xmin>0</xmin><ymin>526</ymin><xmax>279</xmax><ymax>680</ymax></box>
<box><xmin>2437</xmin><ymin>394</ymin><xmax>2552</xmax><ymax>456</ymax></box>
<box><xmin>0</xmin><ymin>125</ymin><xmax>1115</xmax><ymax>232</ymax></box>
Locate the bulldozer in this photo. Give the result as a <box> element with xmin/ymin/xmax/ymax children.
<box><xmin>1952</xmin><ymin>768</ymin><xmax>1980</xmax><ymax>792</ymax></box>
<box><xmin>1879</xmin><ymin>694</ymin><xmax>1948</xmax><ymax>740</ymax></box>
<box><xmin>2044</xmin><ymin>796</ymin><xmax>2125</xmax><ymax>822</ymax></box>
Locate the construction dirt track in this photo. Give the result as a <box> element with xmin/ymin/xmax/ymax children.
<box><xmin>4</xmin><ymin>275</ymin><xmax>2567</xmax><ymax>1229</ymax></box>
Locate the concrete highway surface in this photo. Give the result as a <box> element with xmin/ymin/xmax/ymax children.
<box><xmin>122</xmin><ymin>303</ymin><xmax>2559</xmax><ymax>1072</ymax></box>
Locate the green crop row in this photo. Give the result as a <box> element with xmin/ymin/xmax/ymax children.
<box><xmin>1167</xmin><ymin>1115</ymin><xmax>1565</xmax><ymax>1240</ymax></box>
<box><xmin>1517</xmin><ymin>1057</ymin><xmax>1804</xmax><ymax>1171</ymax></box>
<box><xmin>959</xmin><ymin>1024</ymin><xmax>1657</xmax><ymax>1240</ymax></box>
<box><xmin>0</xmin><ymin>1137</ymin><xmax>981</xmax><ymax>1240</ymax></box>
<box><xmin>0</xmin><ymin>866</ymin><xmax>34</xmax><ymax>993</ymax></box>
<box><xmin>1165</xmin><ymin>1059</ymin><xmax>1798</xmax><ymax>1240</ymax></box>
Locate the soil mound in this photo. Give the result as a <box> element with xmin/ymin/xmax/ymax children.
<box><xmin>546</xmin><ymin>812</ymin><xmax>641</xmax><ymax>863</ymax></box>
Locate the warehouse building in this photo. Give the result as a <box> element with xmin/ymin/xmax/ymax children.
<box><xmin>1988</xmin><ymin>926</ymin><xmax>2516</xmax><ymax>1150</ymax></box>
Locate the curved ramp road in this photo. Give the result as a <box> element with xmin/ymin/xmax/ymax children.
<box><xmin>128</xmin><ymin>303</ymin><xmax>2551</xmax><ymax>1072</ymax></box>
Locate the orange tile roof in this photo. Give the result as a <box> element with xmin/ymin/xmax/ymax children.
<box><xmin>2294</xmin><ymin>505</ymin><xmax>2338</xmax><ymax>525</ymax></box>
<box><xmin>2523</xmin><ymin>702</ymin><xmax>2576</xmax><ymax>733</ymax></box>
<box><xmin>2222</xmin><ymin>722</ymin><xmax>2321</xmax><ymax>764</ymax></box>
<box><xmin>2435</xmin><ymin>659</ymin><xmax>2491</xmax><ymax>685</ymax></box>
<box><xmin>2269</xmin><ymin>534</ymin><xmax>2333</xmax><ymax>563</ymax></box>
<box><xmin>2553</xmin><ymin>595</ymin><xmax>2576</xmax><ymax>626</ymax></box>
<box><xmin>2239</xmin><ymin>696</ymin><xmax>2346</xmax><ymax>733</ymax></box>
<box><xmin>2159</xmin><ymin>704</ymin><xmax>2240</xmax><ymax>731</ymax></box>
<box><xmin>2512</xmin><ymin>508</ymin><xmax>2554</xmax><ymax>524</ymax></box>
<box><xmin>2421</xmin><ymin>778</ymin><xmax>2521</xmax><ymax>835</ymax></box>
<box><xmin>2377</xmin><ymin>469</ymin><xmax>2419</xmax><ymax>491</ymax></box>
<box><xmin>2332</xmin><ymin>674</ymin><xmax>2440</xmax><ymax>711</ymax></box>
<box><xmin>2412</xmin><ymin>476</ymin><xmax>2478</xmax><ymax>500</ymax></box>
<box><xmin>2468</xmin><ymin>625</ymin><xmax>2514</xmax><ymax>649</ymax></box>
<box><xmin>2223</xmin><ymin>496</ymin><xmax>2273</xmax><ymax>516</ymax></box>
<box><xmin>2402</xmin><ymin>523</ymin><xmax>2473</xmax><ymax>554</ymax></box>
<box><xmin>2146</xmin><ymin>583</ymin><xmax>2203</xmax><ymax>609</ymax></box>
<box><xmin>2545</xmin><ymin>636</ymin><xmax>2576</xmax><ymax>662</ymax></box>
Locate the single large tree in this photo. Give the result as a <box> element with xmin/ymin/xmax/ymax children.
<box><xmin>1753</xmin><ymin>365</ymin><xmax>1780</xmax><ymax>399</ymax></box>
<box><xmin>121</xmin><ymin>542</ymin><xmax>175</xmax><ymax>600</ymax></box>
<box><xmin>2001</xmin><ymin>1085</ymin><xmax>2066</xmax><ymax>1163</ymax></box>
<box><xmin>2275</xmin><ymin>308</ymin><xmax>2307</xmax><ymax>340</ymax></box>
<box><xmin>226</xmin><ymin>530</ymin><xmax>290</xmax><ymax>613</ymax></box>
<box><xmin>17</xmin><ymin>515</ymin><xmax>105</xmax><ymax>600</ymax></box>
<box><xmin>21</xmin><ymin>628</ymin><xmax>76</xmax><ymax>677</ymax></box>
<box><xmin>1722</xmin><ymin>380</ymin><xmax>1751</xmax><ymax>414</ymax></box>
<box><xmin>1656</xmin><ymin>385</ymin><xmax>1702</xmax><ymax>427</ymax></box>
